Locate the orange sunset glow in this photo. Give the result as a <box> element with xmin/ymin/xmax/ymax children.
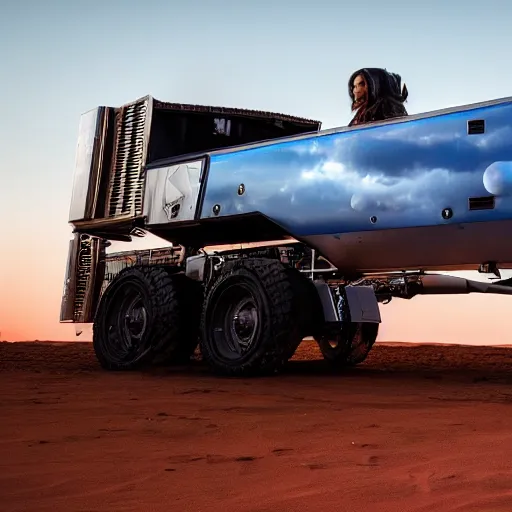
<box><xmin>2</xmin><ymin>228</ymin><xmax>512</xmax><ymax>346</ymax></box>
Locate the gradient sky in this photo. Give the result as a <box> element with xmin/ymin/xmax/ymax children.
<box><xmin>2</xmin><ymin>0</ymin><xmax>512</xmax><ymax>344</ymax></box>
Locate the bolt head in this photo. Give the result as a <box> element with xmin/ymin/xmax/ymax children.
<box><xmin>442</xmin><ymin>208</ymin><xmax>453</xmax><ymax>220</ymax></box>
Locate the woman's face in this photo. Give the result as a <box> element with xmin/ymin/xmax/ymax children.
<box><xmin>352</xmin><ymin>74</ymin><xmax>367</xmax><ymax>104</ymax></box>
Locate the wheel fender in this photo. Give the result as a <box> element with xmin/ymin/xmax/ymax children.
<box><xmin>344</xmin><ymin>285</ymin><xmax>381</xmax><ymax>323</ymax></box>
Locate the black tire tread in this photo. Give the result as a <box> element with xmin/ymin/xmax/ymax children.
<box><xmin>93</xmin><ymin>265</ymin><xmax>200</xmax><ymax>371</ymax></box>
<box><xmin>346</xmin><ymin>322</ymin><xmax>379</xmax><ymax>366</ymax></box>
<box><xmin>318</xmin><ymin>322</ymin><xmax>380</xmax><ymax>368</ymax></box>
<box><xmin>281</xmin><ymin>267</ymin><xmax>322</xmax><ymax>360</ymax></box>
<box><xmin>151</xmin><ymin>270</ymin><xmax>203</xmax><ymax>365</ymax></box>
<box><xmin>200</xmin><ymin>258</ymin><xmax>302</xmax><ymax>377</ymax></box>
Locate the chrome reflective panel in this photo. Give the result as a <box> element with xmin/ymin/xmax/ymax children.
<box><xmin>144</xmin><ymin>160</ymin><xmax>204</xmax><ymax>225</ymax></box>
<box><xmin>200</xmin><ymin>101</ymin><xmax>512</xmax><ymax>237</ymax></box>
<box><xmin>69</xmin><ymin>107</ymin><xmax>103</xmax><ymax>222</ymax></box>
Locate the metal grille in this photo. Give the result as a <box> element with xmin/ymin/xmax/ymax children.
<box><xmin>74</xmin><ymin>234</ymin><xmax>94</xmax><ymax>321</ymax></box>
<box><xmin>100</xmin><ymin>247</ymin><xmax>183</xmax><ymax>296</ymax></box>
<box><xmin>107</xmin><ymin>99</ymin><xmax>148</xmax><ymax>217</ymax></box>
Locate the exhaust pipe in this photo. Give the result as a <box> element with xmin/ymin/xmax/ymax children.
<box><xmin>419</xmin><ymin>274</ymin><xmax>512</xmax><ymax>295</ymax></box>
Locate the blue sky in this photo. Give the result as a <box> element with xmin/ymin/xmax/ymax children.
<box><xmin>2</xmin><ymin>0</ymin><xmax>512</xmax><ymax>342</ymax></box>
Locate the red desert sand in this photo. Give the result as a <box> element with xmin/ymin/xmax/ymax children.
<box><xmin>2</xmin><ymin>340</ymin><xmax>512</xmax><ymax>512</ymax></box>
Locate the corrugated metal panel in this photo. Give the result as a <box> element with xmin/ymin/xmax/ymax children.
<box><xmin>106</xmin><ymin>99</ymin><xmax>149</xmax><ymax>218</ymax></box>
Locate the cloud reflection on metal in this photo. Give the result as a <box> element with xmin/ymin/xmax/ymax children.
<box><xmin>201</xmin><ymin>101</ymin><xmax>512</xmax><ymax>237</ymax></box>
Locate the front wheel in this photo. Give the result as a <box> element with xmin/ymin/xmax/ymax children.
<box><xmin>93</xmin><ymin>266</ymin><xmax>196</xmax><ymax>371</ymax></box>
<box><xmin>200</xmin><ymin>258</ymin><xmax>303</xmax><ymax>377</ymax></box>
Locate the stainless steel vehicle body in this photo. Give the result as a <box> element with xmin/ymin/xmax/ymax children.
<box><xmin>59</xmin><ymin>93</ymin><xmax>512</xmax><ymax>375</ymax></box>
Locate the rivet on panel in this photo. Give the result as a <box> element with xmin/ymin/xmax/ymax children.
<box><xmin>441</xmin><ymin>207</ymin><xmax>453</xmax><ymax>220</ymax></box>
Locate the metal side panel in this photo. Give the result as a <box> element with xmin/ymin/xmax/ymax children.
<box><xmin>301</xmin><ymin>219</ymin><xmax>512</xmax><ymax>273</ymax></box>
<box><xmin>60</xmin><ymin>233</ymin><xmax>106</xmax><ymax>323</ymax></box>
<box><xmin>60</xmin><ymin>237</ymin><xmax>79</xmax><ymax>322</ymax></box>
<box><xmin>69</xmin><ymin>107</ymin><xmax>106</xmax><ymax>222</ymax></box>
<box><xmin>143</xmin><ymin>159</ymin><xmax>204</xmax><ymax>225</ymax></box>
<box><xmin>199</xmin><ymin>100</ymin><xmax>512</xmax><ymax>239</ymax></box>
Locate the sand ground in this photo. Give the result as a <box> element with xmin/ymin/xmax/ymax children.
<box><xmin>2</xmin><ymin>340</ymin><xmax>512</xmax><ymax>512</ymax></box>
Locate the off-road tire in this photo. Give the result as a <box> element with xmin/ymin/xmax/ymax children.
<box><xmin>200</xmin><ymin>258</ymin><xmax>303</xmax><ymax>377</ymax></box>
<box><xmin>318</xmin><ymin>322</ymin><xmax>379</xmax><ymax>368</ymax></box>
<box><xmin>281</xmin><ymin>267</ymin><xmax>324</xmax><ymax>360</ymax></box>
<box><xmin>93</xmin><ymin>265</ymin><xmax>198</xmax><ymax>371</ymax></box>
<box><xmin>151</xmin><ymin>270</ymin><xmax>203</xmax><ymax>366</ymax></box>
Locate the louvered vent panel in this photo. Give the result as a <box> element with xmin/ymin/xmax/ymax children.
<box><xmin>73</xmin><ymin>234</ymin><xmax>93</xmax><ymax>322</ymax></box>
<box><xmin>107</xmin><ymin>100</ymin><xmax>148</xmax><ymax>217</ymax></box>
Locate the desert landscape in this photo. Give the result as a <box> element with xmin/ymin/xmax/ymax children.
<box><xmin>2</xmin><ymin>340</ymin><xmax>512</xmax><ymax>512</ymax></box>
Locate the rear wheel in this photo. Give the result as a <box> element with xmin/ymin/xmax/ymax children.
<box><xmin>317</xmin><ymin>322</ymin><xmax>379</xmax><ymax>368</ymax></box>
<box><xmin>282</xmin><ymin>267</ymin><xmax>324</xmax><ymax>360</ymax></box>
<box><xmin>200</xmin><ymin>258</ymin><xmax>303</xmax><ymax>377</ymax></box>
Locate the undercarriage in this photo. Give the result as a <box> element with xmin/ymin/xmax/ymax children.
<box><xmin>61</xmin><ymin>234</ymin><xmax>512</xmax><ymax>377</ymax></box>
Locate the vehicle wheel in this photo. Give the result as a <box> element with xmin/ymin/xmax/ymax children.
<box><xmin>281</xmin><ymin>267</ymin><xmax>323</xmax><ymax>360</ymax></box>
<box><xmin>200</xmin><ymin>258</ymin><xmax>302</xmax><ymax>377</ymax></box>
<box><xmin>93</xmin><ymin>266</ymin><xmax>193</xmax><ymax>371</ymax></box>
<box><xmin>317</xmin><ymin>322</ymin><xmax>379</xmax><ymax>368</ymax></box>
<box><xmin>152</xmin><ymin>271</ymin><xmax>203</xmax><ymax>366</ymax></box>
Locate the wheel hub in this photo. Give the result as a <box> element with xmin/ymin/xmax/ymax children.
<box><xmin>231</xmin><ymin>299</ymin><xmax>257</xmax><ymax>349</ymax></box>
<box><xmin>123</xmin><ymin>296</ymin><xmax>148</xmax><ymax>342</ymax></box>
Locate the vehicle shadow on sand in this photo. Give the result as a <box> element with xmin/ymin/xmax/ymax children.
<box><xmin>154</xmin><ymin>351</ymin><xmax>512</xmax><ymax>386</ymax></box>
<box><xmin>3</xmin><ymin>341</ymin><xmax>512</xmax><ymax>386</ymax></box>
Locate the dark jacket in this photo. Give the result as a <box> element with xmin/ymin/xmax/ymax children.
<box><xmin>348</xmin><ymin>67</ymin><xmax>408</xmax><ymax>126</ymax></box>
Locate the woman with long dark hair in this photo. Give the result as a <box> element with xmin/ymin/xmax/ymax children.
<box><xmin>348</xmin><ymin>67</ymin><xmax>409</xmax><ymax>126</ymax></box>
